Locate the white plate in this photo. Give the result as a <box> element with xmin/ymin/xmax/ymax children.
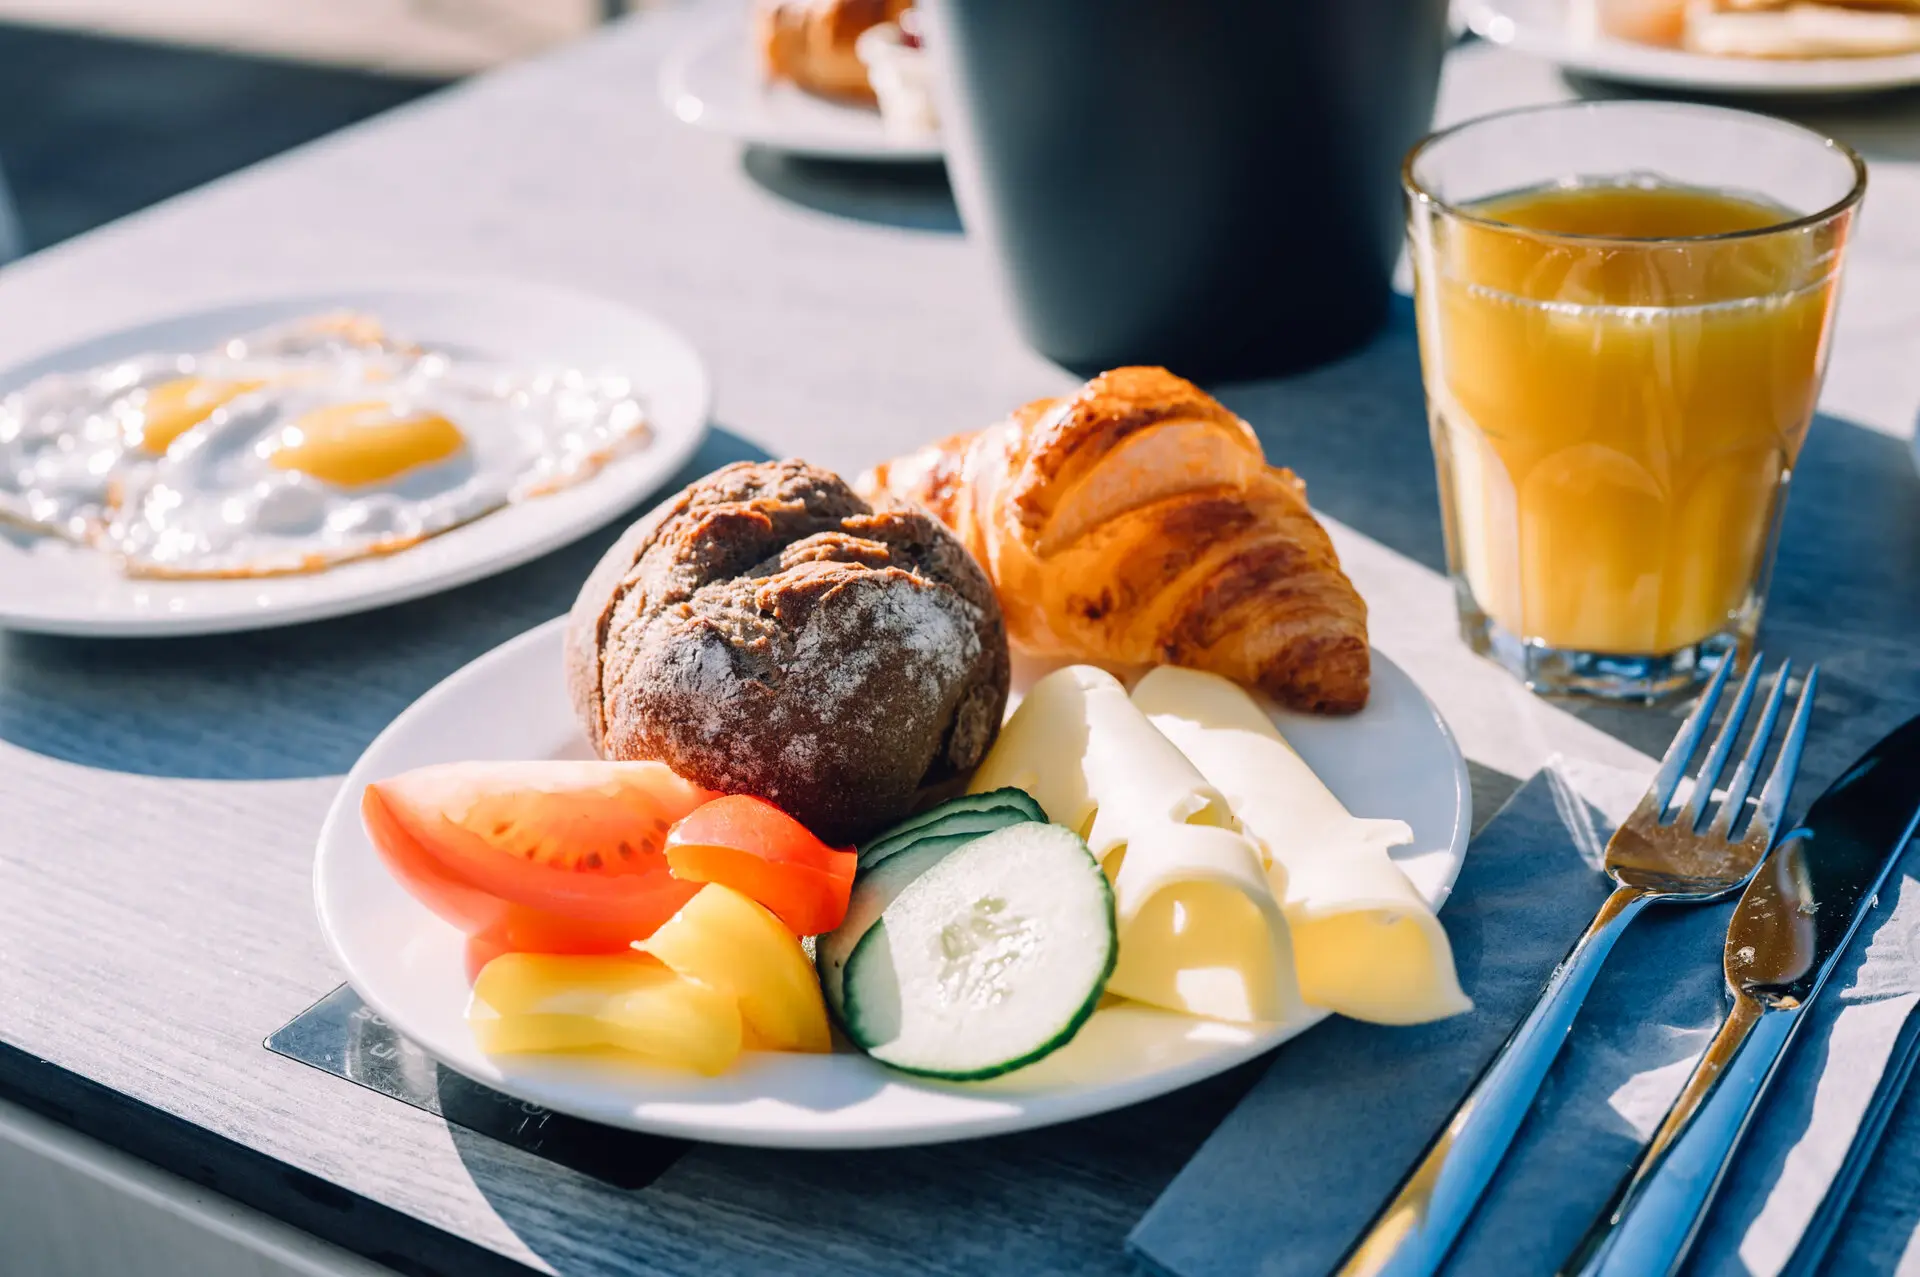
<box><xmin>0</xmin><ymin>282</ymin><xmax>709</xmax><ymax>637</ymax></box>
<box><xmin>314</xmin><ymin>616</ymin><xmax>1471</xmax><ymax>1149</ymax></box>
<box><xmin>661</xmin><ymin>17</ymin><xmax>944</xmax><ymax>162</ymax></box>
<box><xmin>1466</xmin><ymin>0</ymin><xmax>1920</xmax><ymax>93</ymax></box>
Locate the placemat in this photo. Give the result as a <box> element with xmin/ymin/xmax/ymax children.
<box><xmin>267</xmin><ymin>984</ymin><xmax>688</xmax><ymax>1190</ymax></box>
<box><xmin>1132</xmin><ymin>759</ymin><xmax>1920</xmax><ymax>1277</ymax></box>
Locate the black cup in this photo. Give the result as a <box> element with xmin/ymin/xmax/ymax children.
<box><xmin>921</xmin><ymin>0</ymin><xmax>1451</xmax><ymax>379</ymax></box>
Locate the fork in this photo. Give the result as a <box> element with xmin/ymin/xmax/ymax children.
<box><xmin>1335</xmin><ymin>656</ymin><xmax>1819</xmax><ymax>1277</ymax></box>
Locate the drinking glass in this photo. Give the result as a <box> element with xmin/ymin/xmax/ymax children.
<box><xmin>1404</xmin><ymin>101</ymin><xmax>1865</xmax><ymax>699</ymax></box>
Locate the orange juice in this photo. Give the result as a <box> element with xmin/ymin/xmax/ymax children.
<box><xmin>1419</xmin><ymin>181</ymin><xmax>1843</xmax><ymax>656</ymax></box>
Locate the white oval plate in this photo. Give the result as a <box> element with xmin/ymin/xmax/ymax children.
<box><xmin>315</xmin><ymin>616</ymin><xmax>1471</xmax><ymax>1149</ymax></box>
<box><xmin>0</xmin><ymin>281</ymin><xmax>709</xmax><ymax>637</ymax></box>
<box><xmin>1467</xmin><ymin>0</ymin><xmax>1920</xmax><ymax>93</ymax></box>
<box><xmin>661</xmin><ymin>17</ymin><xmax>943</xmax><ymax>162</ymax></box>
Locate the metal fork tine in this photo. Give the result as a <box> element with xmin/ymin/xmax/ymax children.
<box><xmin>1679</xmin><ymin>653</ymin><xmax>1767</xmax><ymax>832</ymax></box>
<box><xmin>1710</xmin><ymin>659</ymin><xmax>1793</xmax><ymax>840</ymax></box>
<box><xmin>1748</xmin><ymin>664</ymin><xmax>1820</xmax><ymax>844</ymax></box>
<box><xmin>1649</xmin><ymin>657</ymin><xmax>1733</xmax><ymax>819</ymax></box>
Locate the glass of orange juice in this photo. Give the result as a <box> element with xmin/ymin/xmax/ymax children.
<box><xmin>1404</xmin><ymin>102</ymin><xmax>1864</xmax><ymax>699</ymax></box>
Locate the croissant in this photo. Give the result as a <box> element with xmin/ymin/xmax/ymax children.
<box><xmin>756</xmin><ymin>0</ymin><xmax>911</xmax><ymax>106</ymax></box>
<box><xmin>857</xmin><ymin>367</ymin><xmax>1370</xmax><ymax>714</ymax></box>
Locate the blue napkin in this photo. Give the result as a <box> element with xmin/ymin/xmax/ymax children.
<box><xmin>1129</xmin><ymin>768</ymin><xmax>1920</xmax><ymax>1277</ymax></box>
<box><xmin>1128</xmin><ymin>771</ymin><xmax>1613</xmax><ymax>1276</ymax></box>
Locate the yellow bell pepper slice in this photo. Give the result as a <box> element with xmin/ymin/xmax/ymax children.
<box><xmin>468</xmin><ymin>952</ymin><xmax>743</xmax><ymax>1075</ymax></box>
<box><xmin>641</xmin><ymin>883</ymin><xmax>832</xmax><ymax>1054</ymax></box>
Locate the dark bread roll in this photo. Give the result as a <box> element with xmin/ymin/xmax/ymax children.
<box><xmin>566</xmin><ymin>459</ymin><xmax>1010</xmax><ymax>846</ymax></box>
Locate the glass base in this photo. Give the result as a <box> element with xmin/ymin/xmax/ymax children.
<box><xmin>1454</xmin><ymin>582</ymin><xmax>1748</xmax><ymax>703</ymax></box>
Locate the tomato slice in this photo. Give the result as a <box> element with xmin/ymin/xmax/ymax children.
<box><xmin>663</xmin><ymin>796</ymin><xmax>856</xmax><ymax>936</ymax></box>
<box><xmin>361</xmin><ymin>761</ymin><xmax>715</xmax><ymax>967</ymax></box>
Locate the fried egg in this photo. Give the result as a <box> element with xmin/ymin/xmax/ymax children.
<box><xmin>0</xmin><ymin>314</ymin><xmax>651</xmax><ymax>577</ymax></box>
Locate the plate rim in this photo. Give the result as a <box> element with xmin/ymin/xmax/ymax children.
<box><xmin>0</xmin><ymin>276</ymin><xmax>711</xmax><ymax>638</ymax></box>
<box><xmin>658</xmin><ymin>18</ymin><xmax>946</xmax><ymax>163</ymax></box>
<box><xmin>1465</xmin><ymin>0</ymin><xmax>1920</xmax><ymax>93</ymax></box>
<box><xmin>313</xmin><ymin>615</ymin><xmax>1473</xmax><ymax>1149</ymax></box>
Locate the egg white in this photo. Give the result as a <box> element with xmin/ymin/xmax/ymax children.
<box><xmin>0</xmin><ymin>315</ymin><xmax>651</xmax><ymax>578</ymax></box>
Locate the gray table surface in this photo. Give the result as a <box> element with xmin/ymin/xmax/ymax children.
<box><xmin>1</xmin><ymin>7</ymin><xmax>1918</xmax><ymax>1276</ymax></box>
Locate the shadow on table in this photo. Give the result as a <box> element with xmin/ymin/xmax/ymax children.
<box><xmin>0</xmin><ymin>22</ymin><xmax>445</xmax><ymax>252</ymax></box>
<box><xmin>0</xmin><ymin>427</ymin><xmax>769</xmax><ymax>780</ymax></box>
<box><xmin>445</xmin><ymin>1053</ymin><xmax>1262</xmax><ymax>1277</ymax></box>
<box><xmin>741</xmin><ymin>146</ymin><xmax>962</xmax><ymax>233</ymax></box>
<box><xmin>1211</xmin><ymin>293</ymin><xmax>1446</xmax><ymax>578</ymax></box>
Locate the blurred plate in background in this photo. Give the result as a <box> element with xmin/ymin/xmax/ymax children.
<box><xmin>1466</xmin><ymin>0</ymin><xmax>1920</xmax><ymax>94</ymax></box>
<box><xmin>660</xmin><ymin>16</ymin><xmax>943</xmax><ymax>162</ymax></box>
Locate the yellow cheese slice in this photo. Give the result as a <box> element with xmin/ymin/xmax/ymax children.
<box><xmin>970</xmin><ymin>665</ymin><xmax>1302</xmax><ymax>1024</ymax></box>
<box><xmin>1132</xmin><ymin>666</ymin><xmax>1471</xmax><ymax>1026</ymax></box>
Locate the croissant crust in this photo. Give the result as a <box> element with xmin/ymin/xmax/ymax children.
<box><xmin>858</xmin><ymin>366</ymin><xmax>1371</xmax><ymax>714</ymax></box>
<box><xmin>755</xmin><ymin>0</ymin><xmax>909</xmax><ymax>105</ymax></box>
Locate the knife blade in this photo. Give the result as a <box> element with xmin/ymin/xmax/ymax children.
<box><xmin>1563</xmin><ymin>712</ymin><xmax>1920</xmax><ymax>1277</ymax></box>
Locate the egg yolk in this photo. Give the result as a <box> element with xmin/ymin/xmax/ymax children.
<box><xmin>131</xmin><ymin>377</ymin><xmax>266</xmax><ymax>453</ymax></box>
<box><xmin>268</xmin><ymin>401</ymin><xmax>465</xmax><ymax>487</ymax></box>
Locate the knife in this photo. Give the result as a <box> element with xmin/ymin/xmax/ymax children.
<box><xmin>1562</xmin><ymin>713</ymin><xmax>1920</xmax><ymax>1277</ymax></box>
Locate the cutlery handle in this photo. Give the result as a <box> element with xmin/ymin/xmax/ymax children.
<box><xmin>1337</xmin><ymin>884</ymin><xmax>1650</xmax><ymax>1277</ymax></box>
<box><xmin>1564</xmin><ymin>992</ymin><xmax>1801</xmax><ymax>1277</ymax></box>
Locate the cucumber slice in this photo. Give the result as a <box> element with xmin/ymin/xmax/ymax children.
<box><xmin>842</xmin><ymin>823</ymin><xmax>1116</xmax><ymax>1081</ymax></box>
<box><xmin>861</xmin><ymin>810</ymin><xmax>1020</xmax><ymax>868</ymax></box>
<box><xmin>859</xmin><ymin>829</ymin><xmax>978</xmax><ymax>874</ymax></box>
<box><xmin>819</xmin><ymin>840</ymin><xmax>952</xmax><ymax>1021</ymax></box>
<box><xmin>860</xmin><ymin>811</ymin><xmax>1030</xmax><ymax>873</ymax></box>
<box><xmin>857</xmin><ymin>788</ymin><xmax>1046</xmax><ymax>870</ymax></box>
<box><xmin>828</xmin><ymin>791</ymin><xmax>1051</xmax><ymax>1019</ymax></box>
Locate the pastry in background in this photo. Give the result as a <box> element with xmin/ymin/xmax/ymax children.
<box><xmin>1594</xmin><ymin>0</ymin><xmax>1920</xmax><ymax>55</ymax></box>
<box><xmin>1685</xmin><ymin>0</ymin><xmax>1920</xmax><ymax>57</ymax></box>
<box><xmin>1594</xmin><ymin>0</ymin><xmax>1692</xmax><ymax>44</ymax></box>
<box><xmin>757</xmin><ymin>0</ymin><xmax>912</xmax><ymax>105</ymax></box>
<box><xmin>858</xmin><ymin>367</ymin><xmax>1371</xmax><ymax>715</ymax></box>
<box><xmin>566</xmin><ymin>459</ymin><xmax>1009</xmax><ymax>846</ymax></box>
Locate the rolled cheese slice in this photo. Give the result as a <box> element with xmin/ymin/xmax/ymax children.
<box><xmin>1131</xmin><ymin>666</ymin><xmax>1470</xmax><ymax>1026</ymax></box>
<box><xmin>970</xmin><ymin>665</ymin><xmax>1302</xmax><ymax>1024</ymax></box>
